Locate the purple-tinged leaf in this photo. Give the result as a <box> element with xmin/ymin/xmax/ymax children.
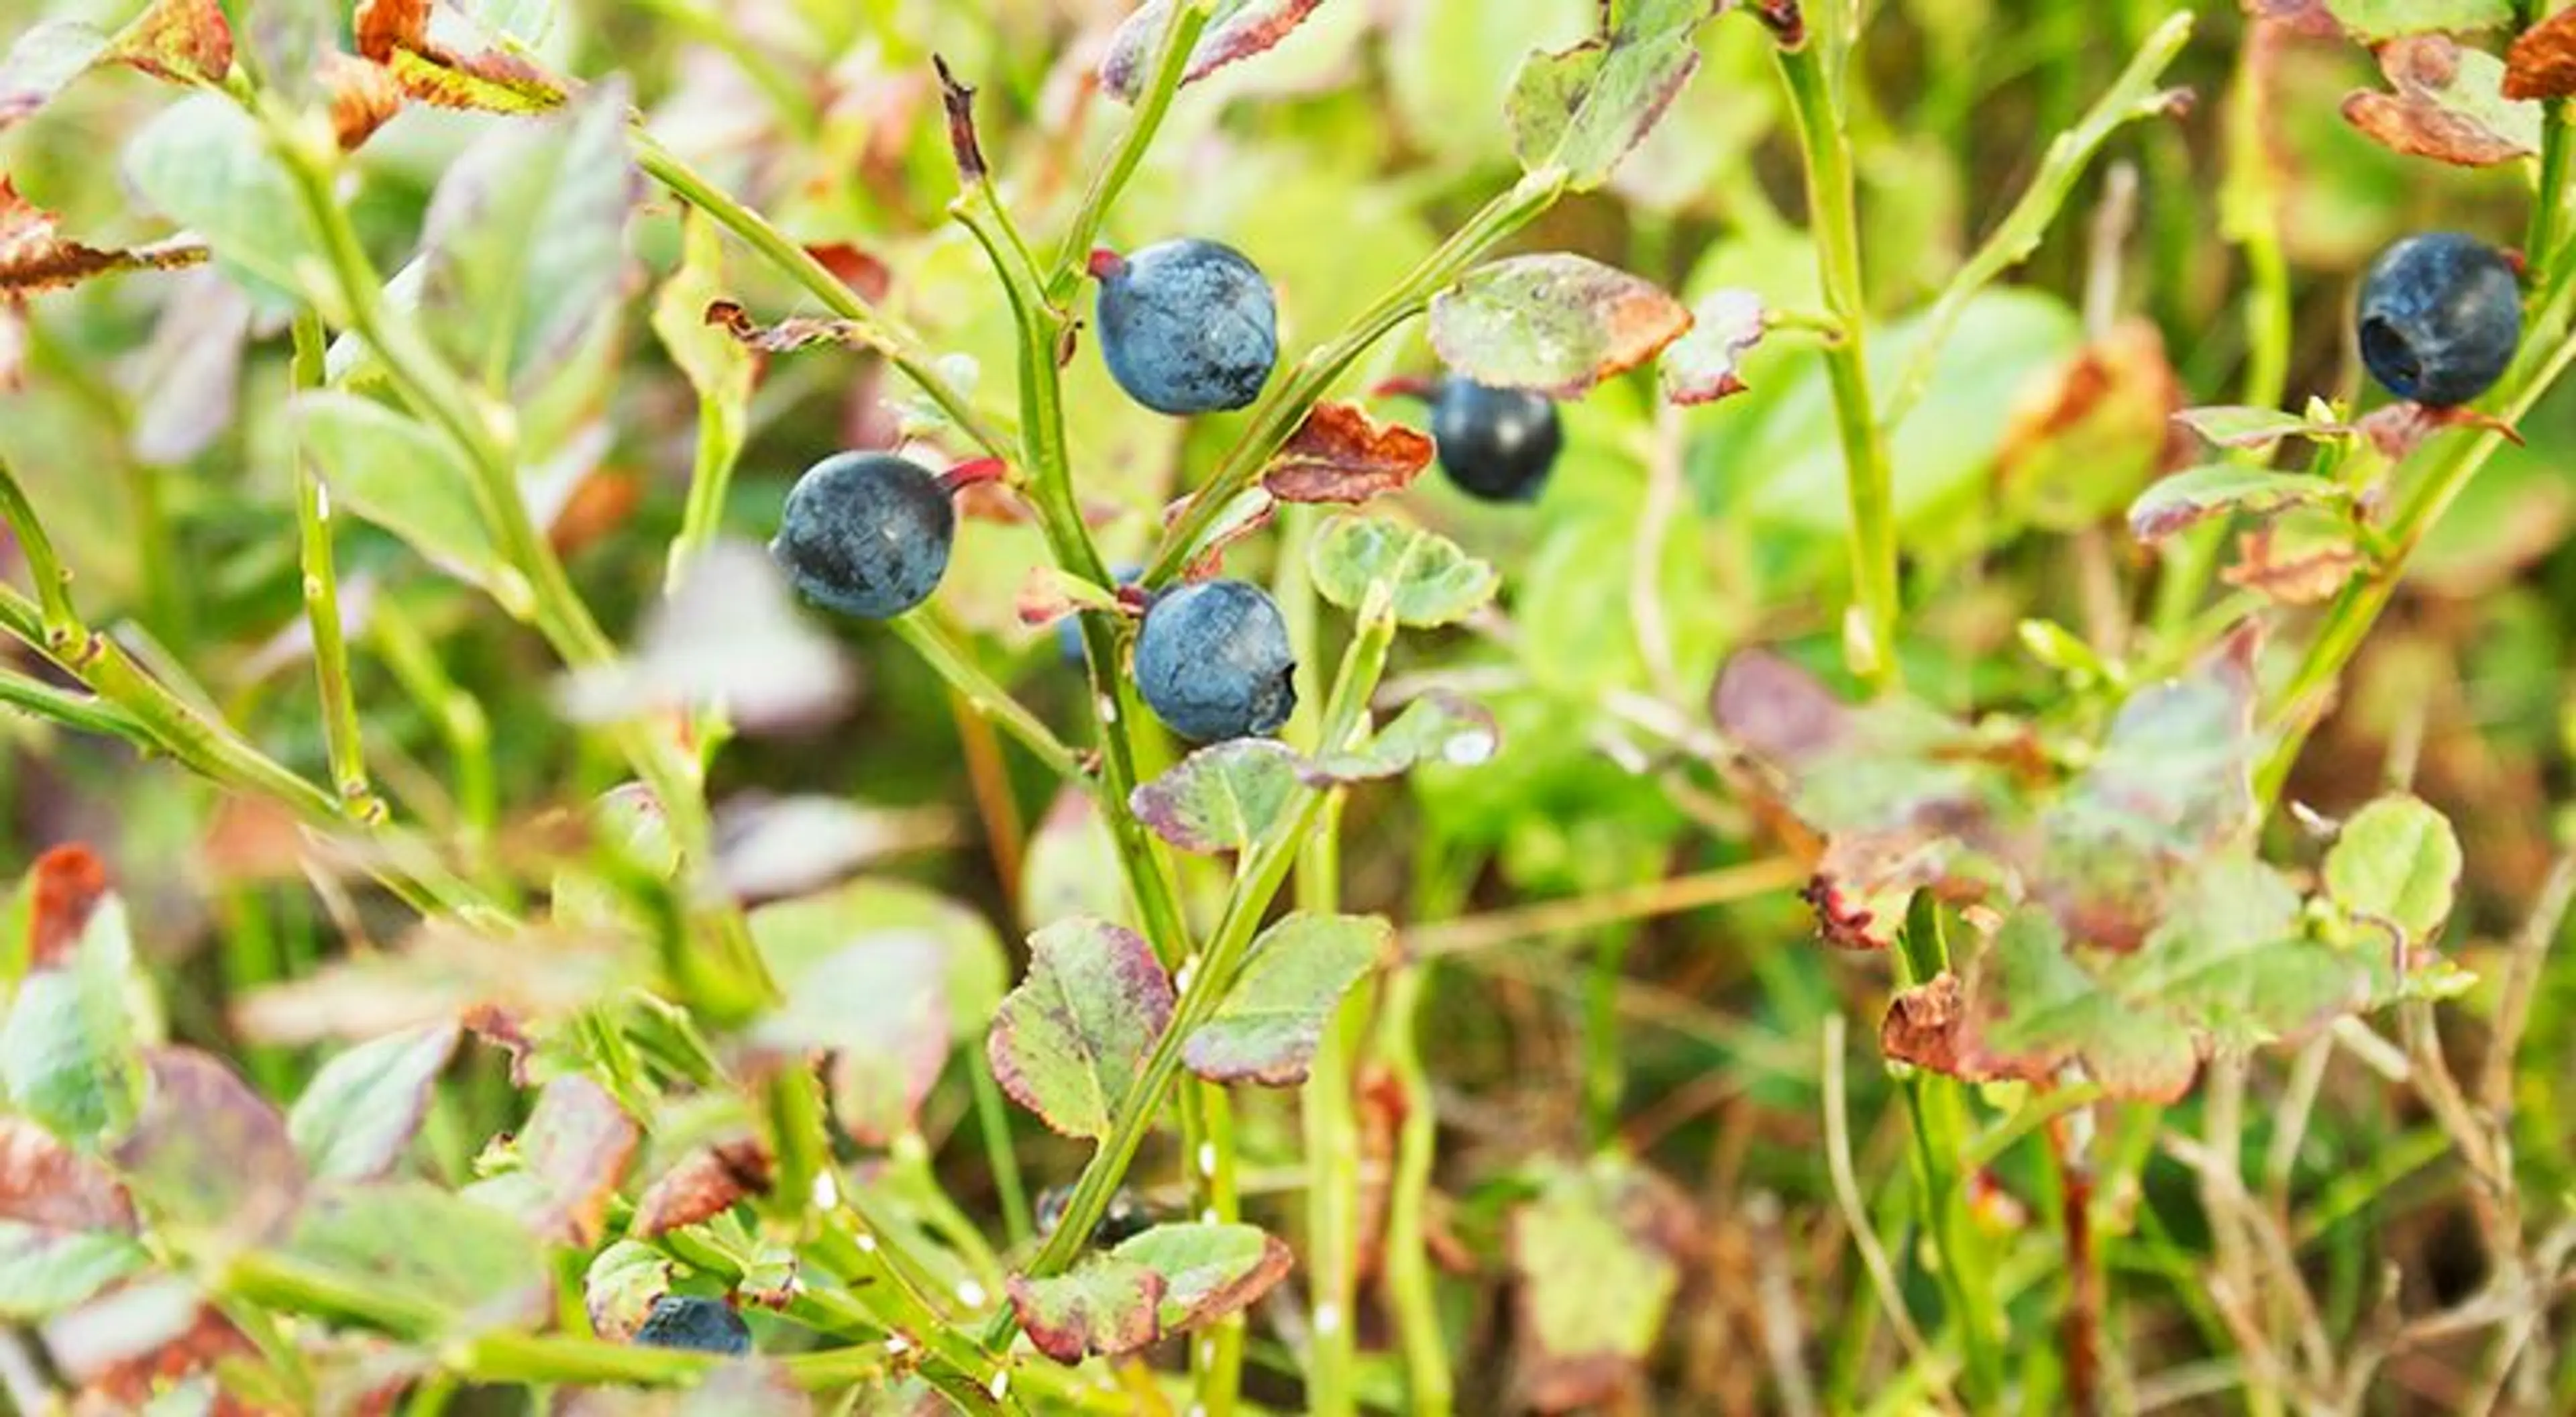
<box><xmin>0</xmin><ymin>23</ymin><xmax>109</xmax><ymax>132</ymax></box>
<box><xmin>1658</xmin><ymin>288</ymin><xmax>1766</xmax><ymax>405</ymax></box>
<box><xmin>1006</xmin><ymin>1256</ymin><xmax>1165</xmax><ymax>1364</ymax></box>
<box><xmin>288</xmin><ymin>1022</ymin><xmax>462</xmax><ymax>1181</ymax></box>
<box><xmin>0</xmin><ymin>1117</ymin><xmax>144</xmax><ymax>1320</ymax></box>
<box><xmin>584</xmin><ymin>1239</ymin><xmax>674</xmax><ymax>1341</ymax></box>
<box><xmin>1100</xmin><ymin>0</ymin><xmax>1328</xmax><ymax>103</ymax></box>
<box><xmin>2171</xmin><ymin>405</ymin><xmax>2354</xmax><ymax>452</ymax></box>
<box><xmin>1309</xmin><ymin>515</ymin><xmax>1499</xmax><ymax>628</ymax></box>
<box><xmin>1184</xmin><ymin>913</ymin><xmax>1389</xmax><ymax>1085</ymax></box>
<box><xmin>2343</xmin><ymin>35</ymin><xmax>2537</xmax><ymax>167</ymax></box>
<box><xmin>1263</xmin><ymin>401</ymin><xmax>1434</xmax><ymax>505</ymax></box>
<box><xmin>1430</xmin><ymin>254</ymin><xmax>1692</xmax><ymax>399</ymax></box>
<box><xmin>987</xmin><ymin>919</ymin><xmax>1175</xmax><ymax>1139</ymax></box>
<box><xmin>1961</xmin><ymin>909</ymin><xmax>2199</xmax><ymax>1100</ymax></box>
<box><xmin>1507</xmin><ymin>0</ymin><xmax>1717</xmax><ymax>191</ymax></box>
<box><xmin>631</xmin><ymin>1137</ymin><xmax>772</xmax><ymax>1239</ymax></box>
<box><xmin>1301</xmin><ymin>692</ymin><xmax>1500</xmax><ymax>785</ymax></box>
<box><xmin>1510</xmin><ymin>1156</ymin><xmax>1697</xmax><ymax>1412</ymax></box>
<box><xmin>1111</xmin><ymin>1222</ymin><xmax>1294</xmax><ymax>1332</ymax></box>
<box><xmin>465</xmin><ymin>1073</ymin><xmax>639</xmax><ymax>1247</ymax></box>
<box><xmin>2323</xmin><ymin>794</ymin><xmax>2463</xmax><ymax>947</ymax></box>
<box><xmin>125</xmin><ymin>271</ymin><xmax>252</xmax><ymax>466</ymax></box>
<box><xmin>286</xmin><ymin>1180</ymin><xmax>551</xmax><ymax>1329</ymax></box>
<box><xmin>2126</xmin><ymin>464</ymin><xmax>2348</xmax><ymax>543</ymax></box>
<box><xmin>1131</xmin><ymin>740</ymin><xmax>1304</xmax><ymax>855</ymax></box>
<box><xmin>111</xmin><ymin>1048</ymin><xmax>304</xmax><ymax>1242</ymax></box>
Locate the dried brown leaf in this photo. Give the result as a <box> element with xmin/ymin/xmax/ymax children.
<box><xmin>99</xmin><ymin>0</ymin><xmax>232</xmax><ymax>86</ymax></box>
<box><xmin>2507</xmin><ymin>8</ymin><xmax>2576</xmax><ymax>98</ymax></box>
<box><xmin>2221</xmin><ymin>525</ymin><xmax>2364</xmax><ymax>605</ymax></box>
<box><xmin>0</xmin><ymin>180</ymin><xmax>207</xmax><ymax>297</ymax></box>
<box><xmin>631</xmin><ymin>1137</ymin><xmax>773</xmax><ymax>1238</ymax></box>
<box><xmin>354</xmin><ymin>0</ymin><xmax>570</xmax><ymax>113</ymax></box>
<box><xmin>1263</xmin><ymin>402</ymin><xmax>1434</xmax><ymax>505</ymax></box>
<box><xmin>2343</xmin><ymin>36</ymin><xmax>2539</xmax><ymax>166</ymax></box>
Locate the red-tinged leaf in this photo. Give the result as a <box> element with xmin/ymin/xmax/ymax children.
<box><xmin>322</xmin><ymin>52</ymin><xmax>406</xmax><ymax>151</ymax></box>
<box><xmin>1511</xmin><ymin>1156</ymin><xmax>1698</xmax><ymax>1411</ymax></box>
<box><xmin>111</xmin><ymin>1049</ymin><xmax>304</xmax><ymax>1242</ymax></box>
<box><xmin>2359</xmin><ymin>399</ymin><xmax>2523</xmax><ymax>460</ymax></box>
<box><xmin>2171</xmin><ymin>404</ymin><xmax>2355</xmax><ymax>452</ymax></box>
<box><xmin>1111</xmin><ymin>1222</ymin><xmax>1295</xmax><ymax>1333</ymax></box>
<box><xmin>1100</xmin><ymin>0</ymin><xmax>1328</xmax><ymax>103</ymax></box>
<box><xmin>631</xmin><ymin>1138</ymin><xmax>773</xmax><ymax>1238</ymax></box>
<box><xmin>0</xmin><ymin>22</ymin><xmax>110</xmax><ymax>132</ymax></box>
<box><xmin>475</xmin><ymin>1074</ymin><xmax>639</xmax><ymax>1247</ymax></box>
<box><xmin>1183</xmin><ymin>914</ymin><xmax>1389</xmax><ymax>1086</ymax></box>
<box><xmin>2324</xmin><ymin>0</ymin><xmax>2512</xmax><ymax>42</ymax></box>
<box><xmin>1658</xmin><ymin>288</ymin><xmax>1766</xmax><ymax>405</ymax></box>
<box><xmin>288</xmin><ymin>1022</ymin><xmax>462</xmax><ymax>1182</ymax></box>
<box><xmin>1880</xmin><ymin>972</ymin><xmax>1971</xmax><ymax>1075</ymax></box>
<box><xmin>704</xmin><ymin>300</ymin><xmax>880</xmax><ymax>356</ymax></box>
<box><xmin>44</xmin><ymin>1282</ymin><xmax>256</xmax><ymax>1402</ymax></box>
<box><xmin>806</xmin><ymin>243</ymin><xmax>892</xmax><ymax>303</ymax></box>
<box><xmin>1263</xmin><ymin>402</ymin><xmax>1434</xmax><ymax>505</ymax></box>
<box><xmin>99</xmin><ymin>0</ymin><xmax>233</xmax><ymax>86</ymax></box>
<box><xmin>986</xmin><ymin>919</ymin><xmax>1175</xmax><ymax>1140</ymax></box>
<box><xmin>0</xmin><ymin>178</ymin><xmax>209</xmax><ymax>297</ymax></box>
<box><xmin>20</xmin><ymin>842</ymin><xmax>108</xmax><ymax>970</ymax></box>
<box><xmin>1006</xmin><ymin>1257</ymin><xmax>1165</xmax><ymax>1364</ymax></box>
<box><xmin>2343</xmin><ymin>36</ymin><xmax>2538</xmax><ymax>167</ymax></box>
<box><xmin>2507</xmin><ymin>8</ymin><xmax>2576</xmax><ymax>99</ymax></box>
<box><xmin>1165</xmin><ymin>486</ymin><xmax>1277</xmax><ymax>581</ymax></box>
<box><xmin>1960</xmin><ymin>910</ymin><xmax>2200</xmax><ymax>1100</ymax></box>
<box><xmin>1998</xmin><ymin>319</ymin><xmax>2186</xmax><ymax>531</ymax></box>
<box><xmin>1131</xmin><ymin>740</ymin><xmax>1304</xmax><ymax>855</ymax></box>
<box><xmin>0</xmin><ymin>1117</ymin><xmax>134</xmax><ymax>1235</ymax></box>
<box><xmin>1429</xmin><ymin>254</ymin><xmax>1692</xmax><ymax>399</ymax></box>
<box><xmin>356</xmin><ymin>0</ymin><xmax>572</xmax><ymax>113</ymax></box>
<box><xmin>2221</xmin><ymin>523</ymin><xmax>2364</xmax><ymax>606</ymax></box>
<box><xmin>2126</xmin><ymin>464</ymin><xmax>2349</xmax><ymax>543</ymax></box>
<box><xmin>1507</xmin><ymin>0</ymin><xmax>1720</xmax><ymax>192</ymax></box>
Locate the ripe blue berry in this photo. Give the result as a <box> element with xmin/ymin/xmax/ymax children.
<box><xmin>1092</xmin><ymin>240</ymin><xmax>1278</xmax><ymax>415</ymax></box>
<box><xmin>771</xmin><ymin>452</ymin><xmax>954</xmax><ymax>619</ymax></box>
<box><xmin>1134</xmin><ymin>580</ymin><xmax>1296</xmax><ymax>743</ymax></box>
<box><xmin>2357</xmin><ymin>233</ymin><xmax>2520</xmax><ymax>407</ymax></box>
<box><xmin>1430</xmin><ymin>376</ymin><xmax>1562</xmax><ymax>503</ymax></box>
<box><xmin>633</xmin><ymin>1295</ymin><xmax>751</xmax><ymax>1356</ymax></box>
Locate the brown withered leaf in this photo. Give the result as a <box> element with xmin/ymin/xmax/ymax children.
<box><xmin>2222</xmin><ymin>523</ymin><xmax>2363</xmax><ymax>605</ymax></box>
<box><xmin>0</xmin><ymin>179</ymin><xmax>207</xmax><ymax>297</ymax></box>
<box><xmin>805</xmin><ymin>243</ymin><xmax>892</xmax><ymax>303</ymax></box>
<box><xmin>354</xmin><ymin>0</ymin><xmax>570</xmax><ymax>114</ymax></box>
<box><xmin>2507</xmin><ymin>9</ymin><xmax>2576</xmax><ymax>99</ymax></box>
<box><xmin>631</xmin><ymin>1137</ymin><xmax>773</xmax><ymax>1238</ymax></box>
<box><xmin>1880</xmin><ymin>972</ymin><xmax>1972</xmax><ymax>1075</ymax></box>
<box><xmin>321</xmin><ymin>53</ymin><xmax>405</xmax><ymax>151</ymax></box>
<box><xmin>99</xmin><ymin>0</ymin><xmax>231</xmax><ymax>86</ymax></box>
<box><xmin>1263</xmin><ymin>402</ymin><xmax>1434</xmax><ymax>505</ymax></box>
<box><xmin>2343</xmin><ymin>36</ymin><xmax>2540</xmax><ymax>167</ymax></box>
<box><xmin>704</xmin><ymin>299</ymin><xmax>877</xmax><ymax>356</ymax></box>
<box><xmin>1997</xmin><ymin>318</ymin><xmax>2186</xmax><ymax>531</ymax></box>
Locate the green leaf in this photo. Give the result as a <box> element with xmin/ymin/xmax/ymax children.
<box><xmin>288</xmin><ymin>1022</ymin><xmax>460</xmax><ymax>1182</ymax></box>
<box><xmin>1966</xmin><ymin>910</ymin><xmax>2199</xmax><ymax>1102</ymax></box>
<box><xmin>986</xmin><ymin>919</ymin><xmax>1175</xmax><ymax>1140</ymax></box>
<box><xmin>1130</xmin><ymin>740</ymin><xmax>1304</xmax><ymax>855</ymax></box>
<box><xmin>1004</xmin><ymin>1255</ymin><xmax>1164</xmax><ymax>1364</ymax></box>
<box><xmin>1301</xmin><ymin>691</ymin><xmax>1501</xmax><ymax>784</ymax></box>
<box><xmin>649</xmin><ymin>209</ymin><xmax>753</xmax><ymax>543</ymax></box>
<box><xmin>283</xmin><ymin>1180</ymin><xmax>550</xmax><ymax>1330</ymax></box>
<box><xmin>2127</xmin><ymin>465</ymin><xmax>2350</xmax><ymax>543</ymax></box>
<box><xmin>582</xmin><ymin>1239</ymin><xmax>672</xmax><ymax>1341</ymax></box>
<box><xmin>752</xmin><ymin>928</ymin><xmax>948</xmax><ymax>1147</ymax></box>
<box><xmin>1309</xmin><ymin>516</ymin><xmax>1499</xmax><ymax>628</ymax></box>
<box><xmin>0</xmin><ymin>1222</ymin><xmax>148</xmax><ymax>1318</ymax></box>
<box><xmin>1184</xmin><ymin>913</ymin><xmax>1389</xmax><ymax>1085</ymax></box>
<box><xmin>2111</xmin><ymin>857</ymin><xmax>2378</xmax><ymax>1050</ymax></box>
<box><xmin>121</xmin><ymin>93</ymin><xmax>319</xmax><ymax>297</ymax></box>
<box><xmin>2326</xmin><ymin>0</ymin><xmax>2512</xmax><ymax>43</ymax></box>
<box><xmin>2325</xmin><ymin>794</ymin><xmax>2465</xmax><ymax>945</ymax></box>
<box><xmin>111</xmin><ymin>1048</ymin><xmax>304</xmax><ymax>1240</ymax></box>
<box><xmin>2</xmin><ymin>895</ymin><xmax>145</xmax><ymax>1145</ymax></box>
<box><xmin>1022</xmin><ymin>788</ymin><xmax>1136</xmax><ymax>934</ymax></box>
<box><xmin>2172</xmin><ymin>405</ymin><xmax>2355</xmax><ymax>452</ymax></box>
<box><xmin>1429</xmin><ymin>253</ymin><xmax>1691</xmax><ymax>397</ymax></box>
<box><xmin>1110</xmin><ymin>1222</ymin><xmax>1294</xmax><ymax>1332</ymax></box>
<box><xmin>1507</xmin><ymin>0</ymin><xmax>1713</xmax><ymax>191</ymax></box>
<box><xmin>747</xmin><ymin>881</ymin><xmax>1006</xmax><ymax>1043</ymax></box>
<box><xmin>0</xmin><ymin>23</ymin><xmax>111</xmax><ymax>133</ymax></box>
<box><xmin>1509</xmin><ymin>1157</ymin><xmax>1693</xmax><ymax>1408</ymax></box>
<box><xmin>1100</xmin><ymin>0</ymin><xmax>1330</xmax><ymax>102</ymax></box>
<box><xmin>292</xmin><ymin>392</ymin><xmax>509</xmax><ymax>597</ymax></box>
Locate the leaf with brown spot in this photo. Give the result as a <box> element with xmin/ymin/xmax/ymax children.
<box><xmin>322</xmin><ymin>54</ymin><xmax>406</xmax><ymax>150</ymax></box>
<box><xmin>2507</xmin><ymin>8</ymin><xmax>2576</xmax><ymax>98</ymax></box>
<box><xmin>1511</xmin><ymin>1156</ymin><xmax>1698</xmax><ymax>1411</ymax></box>
<box><xmin>0</xmin><ymin>180</ymin><xmax>208</xmax><ymax>297</ymax></box>
<box><xmin>1263</xmin><ymin>402</ymin><xmax>1434</xmax><ymax>505</ymax></box>
<box><xmin>631</xmin><ymin>1137</ymin><xmax>773</xmax><ymax>1238</ymax></box>
<box><xmin>1997</xmin><ymin>319</ymin><xmax>2184</xmax><ymax>532</ymax></box>
<box><xmin>99</xmin><ymin>0</ymin><xmax>233</xmax><ymax>86</ymax></box>
<box><xmin>1880</xmin><ymin>973</ymin><xmax>1977</xmax><ymax>1075</ymax></box>
<box><xmin>2221</xmin><ymin>522</ymin><xmax>2364</xmax><ymax>606</ymax></box>
<box><xmin>354</xmin><ymin>0</ymin><xmax>570</xmax><ymax>113</ymax></box>
<box><xmin>1658</xmin><ymin>288</ymin><xmax>1766</xmax><ymax>405</ymax></box>
<box><xmin>1100</xmin><ymin>0</ymin><xmax>1329</xmax><ymax>103</ymax></box>
<box><xmin>1007</xmin><ymin>1259</ymin><xmax>1165</xmax><ymax>1364</ymax></box>
<box><xmin>18</xmin><ymin>843</ymin><xmax>109</xmax><ymax>971</ymax></box>
<box><xmin>1428</xmin><ymin>254</ymin><xmax>1693</xmax><ymax>399</ymax></box>
<box><xmin>2343</xmin><ymin>36</ymin><xmax>2539</xmax><ymax>167</ymax></box>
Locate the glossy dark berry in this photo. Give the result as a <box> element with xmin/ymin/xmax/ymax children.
<box><xmin>1430</xmin><ymin>376</ymin><xmax>1562</xmax><ymax>503</ymax></box>
<box><xmin>1034</xmin><ymin>1184</ymin><xmax>1159</xmax><ymax>1248</ymax></box>
<box><xmin>1092</xmin><ymin>240</ymin><xmax>1278</xmax><ymax>415</ymax></box>
<box><xmin>771</xmin><ymin>452</ymin><xmax>954</xmax><ymax>619</ymax></box>
<box><xmin>633</xmin><ymin>1295</ymin><xmax>751</xmax><ymax>1356</ymax></box>
<box><xmin>1134</xmin><ymin>579</ymin><xmax>1296</xmax><ymax>743</ymax></box>
<box><xmin>2357</xmin><ymin>233</ymin><xmax>2520</xmax><ymax>407</ymax></box>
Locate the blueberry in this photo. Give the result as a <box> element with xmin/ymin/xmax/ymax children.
<box><xmin>1033</xmin><ymin>1184</ymin><xmax>1159</xmax><ymax>1247</ymax></box>
<box><xmin>1133</xmin><ymin>579</ymin><xmax>1296</xmax><ymax>743</ymax></box>
<box><xmin>632</xmin><ymin>1295</ymin><xmax>751</xmax><ymax>1356</ymax></box>
<box><xmin>771</xmin><ymin>452</ymin><xmax>954</xmax><ymax>619</ymax></box>
<box><xmin>1430</xmin><ymin>376</ymin><xmax>1562</xmax><ymax>503</ymax></box>
<box><xmin>1060</xmin><ymin>565</ymin><xmax>1142</xmax><ymax>668</ymax></box>
<box><xmin>2357</xmin><ymin>232</ymin><xmax>2520</xmax><ymax>407</ymax></box>
<box><xmin>1092</xmin><ymin>241</ymin><xmax>1278</xmax><ymax>415</ymax></box>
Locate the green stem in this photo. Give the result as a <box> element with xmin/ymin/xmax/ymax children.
<box><xmin>809</xmin><ymin>1217</ymin><xmax>1016</xmax><ymax>1414</ymax></box>
<box><xmin>631</xmin><ymin>132</ymin><xmax>1012</xmax><ymax>459</ymax></box>
<box><xmin>0</xmin><ymin>668</ymin><xmax>144</xmax><ymax>739</ymax></box>
<box><xmin>887</xmin><ymin>612</ymin><xmax>1083</xmax><ymax>781</ymax></box>
<box><xmin>1375</xmin><ymin>961</ymin><xmax>1454</xmax><ymax>1416</ymax></box>
<box><xmin>290</xmin><ymin>310</ymin><xmax>382</xmax><ymax>823</ymax></box>
<box><xmin>1144</xmin><ymin>170</ymin><xmax>1567</xmax><ymax>586</ymax></box>
<box><xmin>443</xmin><ymin>1331</ymin><xmax>716</xmax><ymax>1387</ymax></box>
<box><xmin>1775</xmin><ymin>38</ymin><xmax>1901</xmax><ymax>690</ymax></box>
<box><xmin>1893</xmin><ymin>903</ymin><xmax>2006</xmax><ymax>1405</ymax></box>
<box><xmin>969</xmin><ymin>1045</ymin><xmax>1035</xmax><ymax>1248</ymax></box>
<box><xmin>1298</xmin><ymin>797</ymin><xmax>1361</xmax><ymax>1417</ymax></box>
<box><xmin>1043</xmin><ymin>0</ymin><xmax>1212</xmax><ymax>302</ymax></box>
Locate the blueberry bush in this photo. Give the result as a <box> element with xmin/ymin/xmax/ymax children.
<box><xmin>1</xmin><ymin>0</ymin><xmax>2575</xmax><ymax>1412</ymax></box>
